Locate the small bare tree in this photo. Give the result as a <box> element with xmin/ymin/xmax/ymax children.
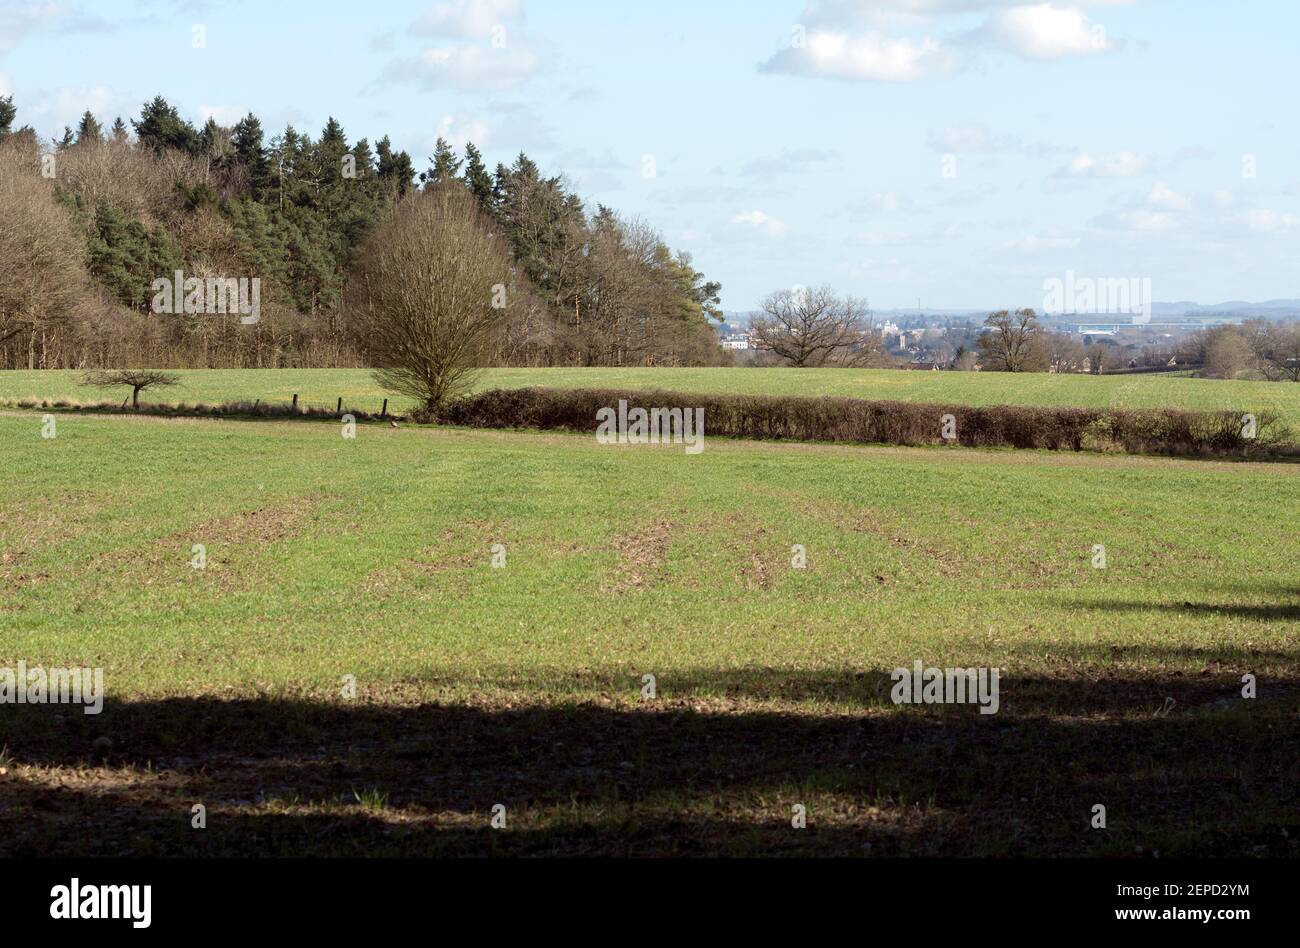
<box><xmin>81</xmin><ymin>370</ymin><xmax>181</xmax><ymax>409</ymax></box>
<box><xmin>749</xmin><ymin>286</ymin><xmax>879</xmax><ymax>367</ymax></box>
<box><xmin>1259</xmin><ymin>323</ymin><xmax>1300</xmax><ymax>382</ymax></box>
<box><xmin>348</xmin><ymin>185</ymin><xmax>516</xmax><ymax>411</ymax></box>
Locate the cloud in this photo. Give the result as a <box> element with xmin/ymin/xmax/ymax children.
<box><xmin>733</xmin><ymin>210</ymin><xmax>788</xmax><ymax>236</ymax></box>
<box><xmin>199</xmin><ymin>104</ymin><xmax>247</xmax><ymax>126</ymax></box>
<box><xmin>0</xmin><ymin>72</ymin><xmax>10</xmax><ymax>96</ymax></box>
<box><xmin>431</xmin><ymin>111</ymin><xmax>491</xmax><ymax>151</ymax></box>
<box><xmin>1058</xmin><ymin>150</ymin><xmax>1147</xmax><ymax>177</ymax></box>
<box><xmin>1006</xmin><ymin>233</ymin><xmax>1081</xmax><ymax>252</ymax></box>
<box><xmin>740</xmin><ymin>148</ymin><xmax>833</xmax><ymax>176</ymax></box>
<box><xmin>1146</xmin><ymin>181</ymin><xmax>1188</xmax><ymax>211</ymax></box>
<box><xmin>761</xmin><ymin>2</ymin><xmax>1124</xmax><ymax>81</ymax></box>
<box><xmin>983</xmin><ymin>4</ymin><xmax>1110</xmax><ymax>59</ymax></box>
<box><xmin>0</xmin><ymin>1</ymin><xmax>62</xmax><ymax>56</ymax></box>
<box><xmin>761</xmin><ymin>30</ymin><xmax>951</xmax><ymax>82</ymax></box>
<box><xmin>412</xmin><ymin>0</ymin><xmax>520</xmax><ymax>40</ymax></box>
<box><xmin>383</xmin><ymin>44</ymin><xmax>538</xmax><ymax>91</ymax></box>
<box><xmin>1246</xmin><ymin>209</ymin><xmax>1297</xmax><ymax>233</ymax></box>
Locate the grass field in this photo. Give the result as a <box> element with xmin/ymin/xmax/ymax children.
<box><xmin>3</xmin><ymin>367</ymin><xmax>1300</xmax><ymax>431</ymax></box>
<box><xmin>1</xmin><ymin>408</ymin><xmax>1296</xmax><ymax>856</ymax></box>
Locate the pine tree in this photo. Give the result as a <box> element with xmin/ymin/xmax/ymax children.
<box><xmin>57</xmin><ymin>127</ymin><xmax>74</xmax><ymax>149</ymax></box>
<box><xmin>231</xmin><ymin>114</ymin><xmax>271</xmax><ymax>200</ymax></box>
<box><xmin>110</xmin><ymin>117</ymin><xmax>128</xmax><ymax>142</ymax></box>
<box><xmin>420</xmin><ymin>137</ymin><xmax>462</xmax><ymax>189</ymax></box>
<box><xmin>376</xmin><ymin>136</ymin><xmax>415</xmax><ymax>197</ymax></box>
<box><xmin>462</xmin><ymin>142</ymin><xmax>495</xmax><ymax>210</ymax></box>
<box><xmin>75</xmin><ymin>111</ymin><xmax>103</xmax><ymax>146</ymax></box>
<box><xmin>133</xmin><ymin>96</ymin><xmax>200</xmax><ymax>154</ymax></box>
<box><xmin>0</xmin><ymin>96</ymin><xmax>18</xmax><ymax>139</ymax></box>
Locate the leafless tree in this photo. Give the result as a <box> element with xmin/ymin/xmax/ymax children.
<box><xmin>347</xmin><ymin>184</ymin><xmax>516</xmax><ymax>411</ymax></box>
<box><xmin>81</xmin><ymin>369</ymin><xmax>181</xmax><ymax>409</ymax></box>
<box><xmin>750</xmin><ymin>286</ymin><xmax>879</xmax><ymax>367</ymax></box>
<box><xmin>977</xmin><ymin>309</ymin><xmax>1042</xmax><ymax>372</ymax></box>
<box><xmin>1259</xmin><ymin>322</ymin><xmax>1300</xmax><ymax>382</ymax></box>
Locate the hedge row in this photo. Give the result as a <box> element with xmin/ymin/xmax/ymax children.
<box><xmin>433</xmin><ymin>387</ymin><xmax>1296</xmax><ymax>458</ymax></box>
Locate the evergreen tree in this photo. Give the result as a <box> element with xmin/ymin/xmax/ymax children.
<box><xmin>75</xmin><ymin>111</ymin><xmax>103</xmax><ymax>146</ymax></box>
<box><xmin>86</xmin><ymin>202</ymin><xmax>185</xmax><ymax>312</ymax></box>
<box><xmin>231</xmin><ymin>114</ymin><xmax>271</xmax><ymax>199</ymax></box>
<box><xmin>133</xmin><ymin>96</ymin><xmax>200</xmax><ymax>154</ymax></box>
<box><xmin>0</xmin><ymin>95</ymin><xmax>19</xmax><ymax>138</ymax></box>
<box><xmin>462</xmin><ymin>142</ymin><xmax>494</xmax><ymax>210</ymax></box>
<box><xmin>420</xmin><ymin>137</ymin><xmax>463</xmax><ymax>189</ymax></box>
<box><xmin>57</xmin><ymin>127</ymin><xmax>75</xmax><ymax>149</ymax></box>
<box><xmin>110</xmin><ymin>117</ymin><xmax>128</xmax><ymax>142</ymax></box>
<box><xmin>376</xmin><ymin>136</ymin><xmax>415</xmax><ymax>197</ymax></box>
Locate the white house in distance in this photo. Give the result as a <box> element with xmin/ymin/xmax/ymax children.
<box><xmin>721</xmin><ymin>330</ymin><xmax>753</xmax><ymax>351</ymax></box>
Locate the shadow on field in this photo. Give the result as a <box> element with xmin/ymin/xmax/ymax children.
<box><xmin>1066</xmin><ymin>599</ymin><xmax>1300</xmax><ymax>623</ymax></box>
<box><xmin>1</xmin><ymin>670</ymin><xmax>1297</xmax><ymax>858</ymax></box>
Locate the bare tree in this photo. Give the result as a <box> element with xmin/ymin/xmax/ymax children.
<box><xmin>977</xmin><ymin>309</ymin><xmax>1042</xmax><ymax>372</ymax></box>
<box><xmin>348</xmin><ymin>185</ymin><xmax>516</xmax><ymax>411</ymax></box>
<box><xmin>81</xmin><ymin>369</ymin><xmax>181</xmax><ymax>409</ymax></box>
<box><xmin>750</xmin><ymin>286</ymin><xmax>879</xmax><ymax>367</ymax></box>
<box><xmin>1259</xmin><ymin>322</ymin><xmax>1300</xmax><ymax>382</ymax></box>
<box><xmin>0</xmin><ymin>140</ymin><xmax>93</xmax><ymax>363</ymax></box>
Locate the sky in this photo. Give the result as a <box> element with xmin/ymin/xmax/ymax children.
<box><xmin>1</xmin><ymin>0</ymin><xmax>1297</xmax><ymax>312</ymax></box>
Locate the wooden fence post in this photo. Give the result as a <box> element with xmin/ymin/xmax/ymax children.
<box><xmin>292</xmin><ymin>394</ymin><xmax>299</xmax><ymax>413</ymax></box>
<box><xmin>337</xmin><ymin>397</ymin><xmax>343</xmax><ymax>415</ymax></box>
<box><xmin>381</xmin><ymin>399</ymin><xmax>388</xmax><ymax>420</ymax></box>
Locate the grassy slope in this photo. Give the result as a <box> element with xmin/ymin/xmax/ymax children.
<box><xmin>3</xmin><ymin>367</ymin><xmax>1299</xmax><ymax>429</ymax></box>
<box><xmin>1</xmin><ymin>412</ymin><xmax>1296</xmax><ymax>856</ymax></box>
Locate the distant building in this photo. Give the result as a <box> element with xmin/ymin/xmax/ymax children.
<box><xmin>721</xmin><ymin>332</ymin><xmax>752</xmax><ymax>351</ymax></box>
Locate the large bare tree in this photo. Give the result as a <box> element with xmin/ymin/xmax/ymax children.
<box><xmin>749</xmin><ymin>286</ymin><xmax>880</xmax><ymax>367</ymax></box>
<box><xmin>348</xmin><ymin>184</ymin><xmax>516</xmax><ymax>411</ymax></box>
<box><xmin>977</xmin><ymin>309</ymin><xmax>1043</xmax><ymax>372</ymax></box>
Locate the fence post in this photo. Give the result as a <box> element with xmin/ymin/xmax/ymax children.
<box><xmin>381</xmin><ymin>399</ymin><xmax>388</xmax><ymax>420</ymax></box>
<box><xmin>292</xmin><ymin>394</ymin><xmax>299</xmax><ymax>413</ymax></box>
<box><xmin>337</xmin><ymin>397</ymin><xmax>343</xmax><ymax>415</ymax></box>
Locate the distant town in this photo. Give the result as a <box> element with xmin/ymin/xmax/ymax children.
<box><xmin>718</xmin><ymin>301</ymin><xmax>1300</xmax><ymax>375</ymax></box>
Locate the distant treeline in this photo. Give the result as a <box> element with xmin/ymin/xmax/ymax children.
<box><xmin>0</xmin><ymin>95</ymin><xmax>726</xmax><ymax>370</ymax></box>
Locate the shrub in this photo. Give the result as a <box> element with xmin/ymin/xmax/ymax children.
<box><xmin>434</xmin><ymin>387</ymin><xmax>1295</xmax><ymax>459</ymax></box>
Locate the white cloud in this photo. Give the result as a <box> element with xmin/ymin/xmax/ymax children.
<box><xmin>1123</xmin><ymin>209</ymin><xmax>1174</xmax><ymax>231</ymax></box>
<box><xmin>413</xmin><ymin>0</ymin><xmax>520</xmax><ymax>39</ymax></box>
<box><xmin>433</xmin><ymin>112</ymin><xmax>491</xmax><ymax>151</ymax></box>
<box><xmin>1006</xmin><ymin>233</ymin><xmax>1081</xmax><ymax>251</ymax></box>
<box><xmin>1060</xmin><ymin>150</ymin><xmax>1147</xmax><ymax>177</ymax></box>
<box><xmin>1147</xmin><ymin>181</ymin><xmax>1188</xmax><ymax>211</ymax></box>
<box><xmin>1212</xmin><ymin>189</ymin><xmax>1234</xmax><ymax>208</ymax></box>
<box><xmin>986</xmin><ymin>4</ymin><xmax>1110</xmax><ymax>59</ymax></box>
<box><xmin>199</xmin><ymin>104</ymin><xmax>247</xmax><ymax>126</ymax></box>
<box><xmin>733</xmin><ymin>210</ymin><xmax>788</xmax><ymax>236</ymax></box>
<box><xmin>761</xmin><ymin>30</ymin><xmax>951</xmax><ymax>82</ymax></box>
<box><xmin>868</xmin><ymin>191</ymin><xmax>901</xmax><ymax>211</ymax></box>
<box><xmin>385</xmin><ymin>44</ymin><xmax>538</xmax><ymax>90</ymax></box>
<box><xmin>1246</xmin><ymin>209</ymin><xmax>1297</xmax><ymax>233</ymax></box>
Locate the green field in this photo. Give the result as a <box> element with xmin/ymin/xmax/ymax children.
<box><xmin>1</xmin><ymin>408</ymin><xmax>1296</xmax><ymax>856</ymax></box>
<box><xmin>4</xmin><ymin>367</ymin><xmax>1299</xmax><ymax>430</ymax></box>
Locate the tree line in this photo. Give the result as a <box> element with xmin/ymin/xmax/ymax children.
<box><xmin>0</xmin><ymin>94</ymin><xmax>724</xmax><ymax>371</ymax></box>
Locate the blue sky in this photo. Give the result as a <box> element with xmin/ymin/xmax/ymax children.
<box><xmin>1</xmin><ymin>0</ymin><xmax>1297</xmax><ymax>311</ymax></box>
